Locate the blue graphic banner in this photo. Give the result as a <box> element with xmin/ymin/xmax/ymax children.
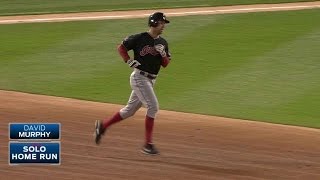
<box><xmin>9</xmin><ymin>142</ymin><xmax>60</xmax><ymax>165</ymax></box>
<box><xmin>9</xmin><ymin>123</ymin><xmax>60</xmax><ymax>140</ymax></box>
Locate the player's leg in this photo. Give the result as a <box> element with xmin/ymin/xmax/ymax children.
<box><xmin>119</xmin><ymin>91</ymin><xmax>143</xmax><ymax>119</ymax></box>
<box><xmin>102</xmin><ymin>90</ymin><xmax>142</xmax><ymax>129</ymax></box>
<box><xmin>95</xmin><ymin>90</ymin><xmax>142</xmax><ymax>145</ymax></box>
<box><xmin>134</xmin><ymin>87</ymin><xmax>158</xmax><ymax>145</ymax></box>
<box><xmin>131</xmin><ymin>73</ymin><xmax>159</xmax><ymax>120</ymax></box>
<box><xmin>131</xmin><ymin>72</ymin><xmax>159</xmax><ymax>154</ymax></box>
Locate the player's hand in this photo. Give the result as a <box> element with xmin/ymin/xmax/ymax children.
<box><xmin>154</xmin><ymin>44</ymin><xmax>166</xmax><ymax>57</ymax></box>
<box><xmin>127</xmin><ymin>59</ymin><xmax>141</xmax><ymax>68</ymax></box>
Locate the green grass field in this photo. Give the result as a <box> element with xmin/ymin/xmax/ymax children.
<box><xmin>1</xmin><ymin>9</ymin><xmax>320</xmax><ymax>128</ymax></box>
<box><xmin>0</xmin><ymin>0</ymin><xmax>317</xmax><ymax>15</ymax></box>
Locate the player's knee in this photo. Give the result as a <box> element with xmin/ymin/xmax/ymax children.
<box><xmin>147</xmin><ymin>103</ymin><xmax>159</xmax><ymax>117</ymax></box>
<box><xmin>120</xmin><ymin>108</ymin><xmax>136</xmax><ymax>119</ymax></box>
<box><xmin>121</xmin><ymin>112</ymin><xmax>133</xmax><ymax>119</ymax></box>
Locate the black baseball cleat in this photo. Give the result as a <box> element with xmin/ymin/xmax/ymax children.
<box><xmin>141</xmin><ymin>143</ymin><xmax>159</xmax><ymax>155</ymax></box>
<box><xmin>94</xmin><ymin>120</ymin><xmax>105</xmax><ymax>145</ymax></box>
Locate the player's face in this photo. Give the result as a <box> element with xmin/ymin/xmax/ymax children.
<box><xmin>155</xmin><ymin>21</ymin><xmax>166</xmax><ymax>34</ymax></box>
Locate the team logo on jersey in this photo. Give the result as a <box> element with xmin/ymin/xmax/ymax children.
<box><xmin>140</xmin><ymin>45</ymin><xmax>159</xmax><ymax>56</ymax></box>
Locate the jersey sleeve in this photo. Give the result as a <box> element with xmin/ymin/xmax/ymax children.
<box><xmin>122</xmin><ymin>33</ymin><xmax>141</xmax><ymax>51</ymax></box>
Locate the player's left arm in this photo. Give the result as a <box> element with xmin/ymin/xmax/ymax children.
<box><xmin>155</xmin><ymin>39</ymin><xmax>171</xmax><ymax>68</ymax></box>
<box><xmin>161</xmin><ymin>42</ymin><xmax>171</xmax><ymax>68</ymax></box>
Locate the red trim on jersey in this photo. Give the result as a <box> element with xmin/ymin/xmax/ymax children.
<box><xmin>117</xmin><ymin>44</ymin><xmax>130</xmax><ymax>62</ymax></box>
<box><xmin>161</xmin><ymin>56</ymin><xmax>170</xmax><ymax>67</ymax></box>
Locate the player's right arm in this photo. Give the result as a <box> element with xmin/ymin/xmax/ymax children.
<box><xmin>117</xmin><ymin>44</ymin><xmax>130</xmax><ymax>62</ymax></box>
<box><xmin>117</xmin><ymin>33</ymin><xmax>140</xmax><ymax>62</ymax></box>
<box><xmin>117</xmin><ymin>33</ymin><xmax>141</xmax><ymax>68</ymax></box>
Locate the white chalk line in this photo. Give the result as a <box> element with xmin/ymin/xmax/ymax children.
<box><xmin>0</xmin><ymin>4</ymin><xmax>320</xmax><ymax>24</ymax></box>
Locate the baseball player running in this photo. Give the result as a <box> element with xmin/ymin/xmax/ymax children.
<box><xmin>94</xmin><ymin>12</ymin><xmax>171</xmax><ymax>155</ymax></box>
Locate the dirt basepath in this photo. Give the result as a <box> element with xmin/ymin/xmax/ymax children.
<box><xmin>0</xmin><ymin>1</ymin><xmax>320</xmax><ymax>24</ymax></box>
<box><xmin>1</xmin><ymin>2</ymin><xmax>320</xmax><ymax>179</ymax></box>
<box><xmin>0</xmin><ymin>90</ymin><xmax>319</xmax><ymax>180</ymax></box>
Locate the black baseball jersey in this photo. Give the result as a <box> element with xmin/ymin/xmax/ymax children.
<box><xmin>122</xmin><ymin>32</ymin><xmax>171</xmax><ymax>75</ymax></box>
